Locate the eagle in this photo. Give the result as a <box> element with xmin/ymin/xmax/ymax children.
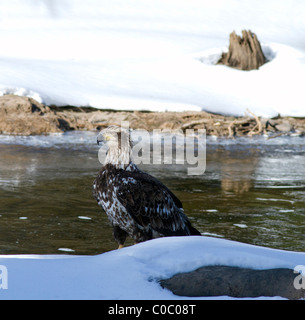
<box><xmin>93</xmin><ymin>126</ymin><xmax>201</xmax><ymax>249</ymax></box>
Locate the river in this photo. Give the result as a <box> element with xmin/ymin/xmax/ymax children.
<box><xmin>0</xmin><ymin>131</ymin><xmax>304</xmax><ymax>254</ymax></box>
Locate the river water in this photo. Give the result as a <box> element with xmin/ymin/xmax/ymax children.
<box><xmin>0</xmin><ymin>131</ymin><xmax>304</xmax><ymax>255</ymax></box>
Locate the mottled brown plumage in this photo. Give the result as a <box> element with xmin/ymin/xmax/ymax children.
<box><xmin>93</xmin><ymin>126</ymin><xmax>201</xmax><ymax>248</ymax></box>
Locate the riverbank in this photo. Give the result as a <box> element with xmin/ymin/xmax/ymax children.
<box><xmin>1</xmin><ymin>236</ymin><xmax>305</xmax><ymax>300</ymax></box>
<box><xmin>0</xmin><ymin>95</ymin><xmax>305</xmax><ymax>137</ymax></box>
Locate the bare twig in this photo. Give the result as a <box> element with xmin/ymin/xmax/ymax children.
<box><xmin>228</xmin><ymin>120</ymin><xmax>236</xmax><ymax>138</ymax></box>
<box><xmin>246</xmin><ymin>108</ymin><xmax>262</xmax><ymax>136</ymax></box>
<box><xmin>181</xmin><ymin>119</ymin><xmax>208</xmax><ymax>130</ymax></box>
<box><xmin>266</xmin><ymin>132</ymin><xmax>285</xmax><ymax>140</ymax></box>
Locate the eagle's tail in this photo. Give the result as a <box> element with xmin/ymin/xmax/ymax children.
<box><xmin>188</xmin><ymin>225</ymin><xmax>202</xmax><ymax>236</ymax></box>
<box><xmin>185</xmin><ymin>220</ymin><xmax>201</xmax><ymax>236</ymax></box>
<box><xmin>181</xmin><ymin>212</ymin><xmax>201</xmax><ymax>236</ymax></box>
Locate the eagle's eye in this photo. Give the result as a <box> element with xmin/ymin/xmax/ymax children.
<box><xmin>104</xmin><ymin>135</ymin><xmax>111</xmax><ymax>141</ymax></box>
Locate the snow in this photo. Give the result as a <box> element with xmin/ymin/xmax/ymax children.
<box><xmin>1</xmin><ymin>236</ymin><xmax>305</xmax><ymax>300</ymax></box>
<box><xmin>0</xmin><ymin>0</ymin><xmax>304</xmax><ymax>116</ymax></box>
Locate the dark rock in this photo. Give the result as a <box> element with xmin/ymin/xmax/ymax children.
<box><xmin>218</xmin><ymin>30</ymin><xmax>266</xmax><ymax>70</ymax></box>
<box><xmin>160</xmin><ymin>265</ymin><xmax>305</xmax><ymax>299</ymax></box>
<box><xmin>275</xmin><ymin>121</ymin><xmax>293</xmax><ymax>132</ymax></box>
<box><xmin>266</xmin><ymin>119</ymin><xmax>293</xmax><ymax>132</ymax></box>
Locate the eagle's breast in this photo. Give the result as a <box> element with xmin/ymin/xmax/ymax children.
<box><xmin>93</xmin><ymin>165</ymin><xmax>135</xmax><ymax>231</ymax></box>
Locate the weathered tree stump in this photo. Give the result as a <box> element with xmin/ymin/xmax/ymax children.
<box><xmin>218</xmin><ymin>30</ymin><xmax>266</xmax><ymax>70</ymax></box>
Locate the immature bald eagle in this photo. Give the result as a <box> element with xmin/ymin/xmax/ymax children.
<box><xmin>93</xmin><ymin>126</ymin><xmax>201</xmax><ymax>249</ymax></box>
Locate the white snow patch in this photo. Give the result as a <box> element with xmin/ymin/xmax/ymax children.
<box><xmin>78</xmin><ymin>216</ymin><xmax>92</xmax><ymax>220</ymax></box>
<box><xmin>1</xmin><ymin>236</ymin><xmax>305</xmax><ymax>300</ymax></box>
<box><xmin>0</xmin><ymin>0</ymin><xmax>304</xmax><ymax>117</ymax></box>
<box><xmin>233</xmin><ymin>224</ymin><xmax>248</xmax><ymax>229</ymax></box>
<box><xmin>57</xmin><ymin>248</ymin><xmax>75</xmax><ymax>253</ymax></box>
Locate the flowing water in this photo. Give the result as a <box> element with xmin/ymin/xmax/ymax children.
<box><xmin>0</xmin><ymin>131</ymin><xmax>304</xmax><ymax>255</ymax></box>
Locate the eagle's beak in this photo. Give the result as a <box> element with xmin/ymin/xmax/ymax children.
<box><xmin>97</xmin><ymin>133</ymin><xmax>104</xmax><ymax>145</ymax></box>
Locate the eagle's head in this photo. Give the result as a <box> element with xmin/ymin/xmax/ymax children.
<box><xmin>97</xmin><ymin>126</ymin><xmax>133</xmax><ymax>167</ymax></box>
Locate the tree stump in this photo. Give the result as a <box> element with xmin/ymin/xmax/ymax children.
<box><xmin>217</xmin><ymin>30</ymin><xmax>266</xmax><ymax>70</ymax></box>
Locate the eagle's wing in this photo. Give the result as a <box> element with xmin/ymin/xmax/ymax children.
<box><xmin>115</xmin><ymin>170</ymin><xmax>195</xmax><ymax>236</ymax></box>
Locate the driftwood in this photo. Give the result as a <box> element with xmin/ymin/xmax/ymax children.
<box><xmin>218</xmin><ymin>30</ymin><xmax>266</xmax><ymax>70</ymax></box>
<box><xmin>246</xmin><ymin>108</ymin><xmax>262</xmax><ymax>136</ymax></box>
<box><xmin>227</xmin><ymin>115</ymin><xmax>261</xmax><ymax>138</ymax></box>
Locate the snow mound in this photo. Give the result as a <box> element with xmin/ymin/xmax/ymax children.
<box><xmin>1</xmin><ymin>236</ymin><xmax>305</xmax><ymax>300</ymax></box>
<box><xmin>0</xmin><ymin>0</ymin><xmax>304</xmax><ymax>117</ymax></box>
<box><xmin>0</xmin><ymin>87</ymin><xmax>43</xmax><ymax>103</ymax></box>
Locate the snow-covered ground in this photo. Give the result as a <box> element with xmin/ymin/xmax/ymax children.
<box><xmin>0</xmin><ymin>0</ymin><xmax>305</xmax><ymax>117</ymax></box>
<box><xmin>1</xmin><ymin>236</ymin><xmax>305</xmax><ymax>300</ymax></box>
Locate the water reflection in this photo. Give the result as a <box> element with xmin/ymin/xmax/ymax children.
<box><xmin>220</xmin><ymin>152</ymin><xmax>259</xmax><ymax>194</ymax></box>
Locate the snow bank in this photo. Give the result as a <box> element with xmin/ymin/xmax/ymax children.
<box><xmin>0</xmin><ymin>0</ymin><xmax>304</xmax><ymax>116</ymax></box>
<box><xmin>1</xmin><ymin>236</ymin><xmax>305</xmax><ymax>300</ymax></box>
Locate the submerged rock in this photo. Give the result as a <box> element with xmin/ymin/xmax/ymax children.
<box><xmin>160</xmin><ymin>265</ymin><xmax>305</xmax><ymax>299</ymax></box>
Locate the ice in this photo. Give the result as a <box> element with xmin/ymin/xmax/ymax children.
<box><xmin>57</xmin><ymin>248</ymin><xmax>76</xmax><ymax>253</ymax></box>
<box><xmin>233</xmin><ymin>224</ymin><xmax>248</xmax><ymax>229</ymax></box>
